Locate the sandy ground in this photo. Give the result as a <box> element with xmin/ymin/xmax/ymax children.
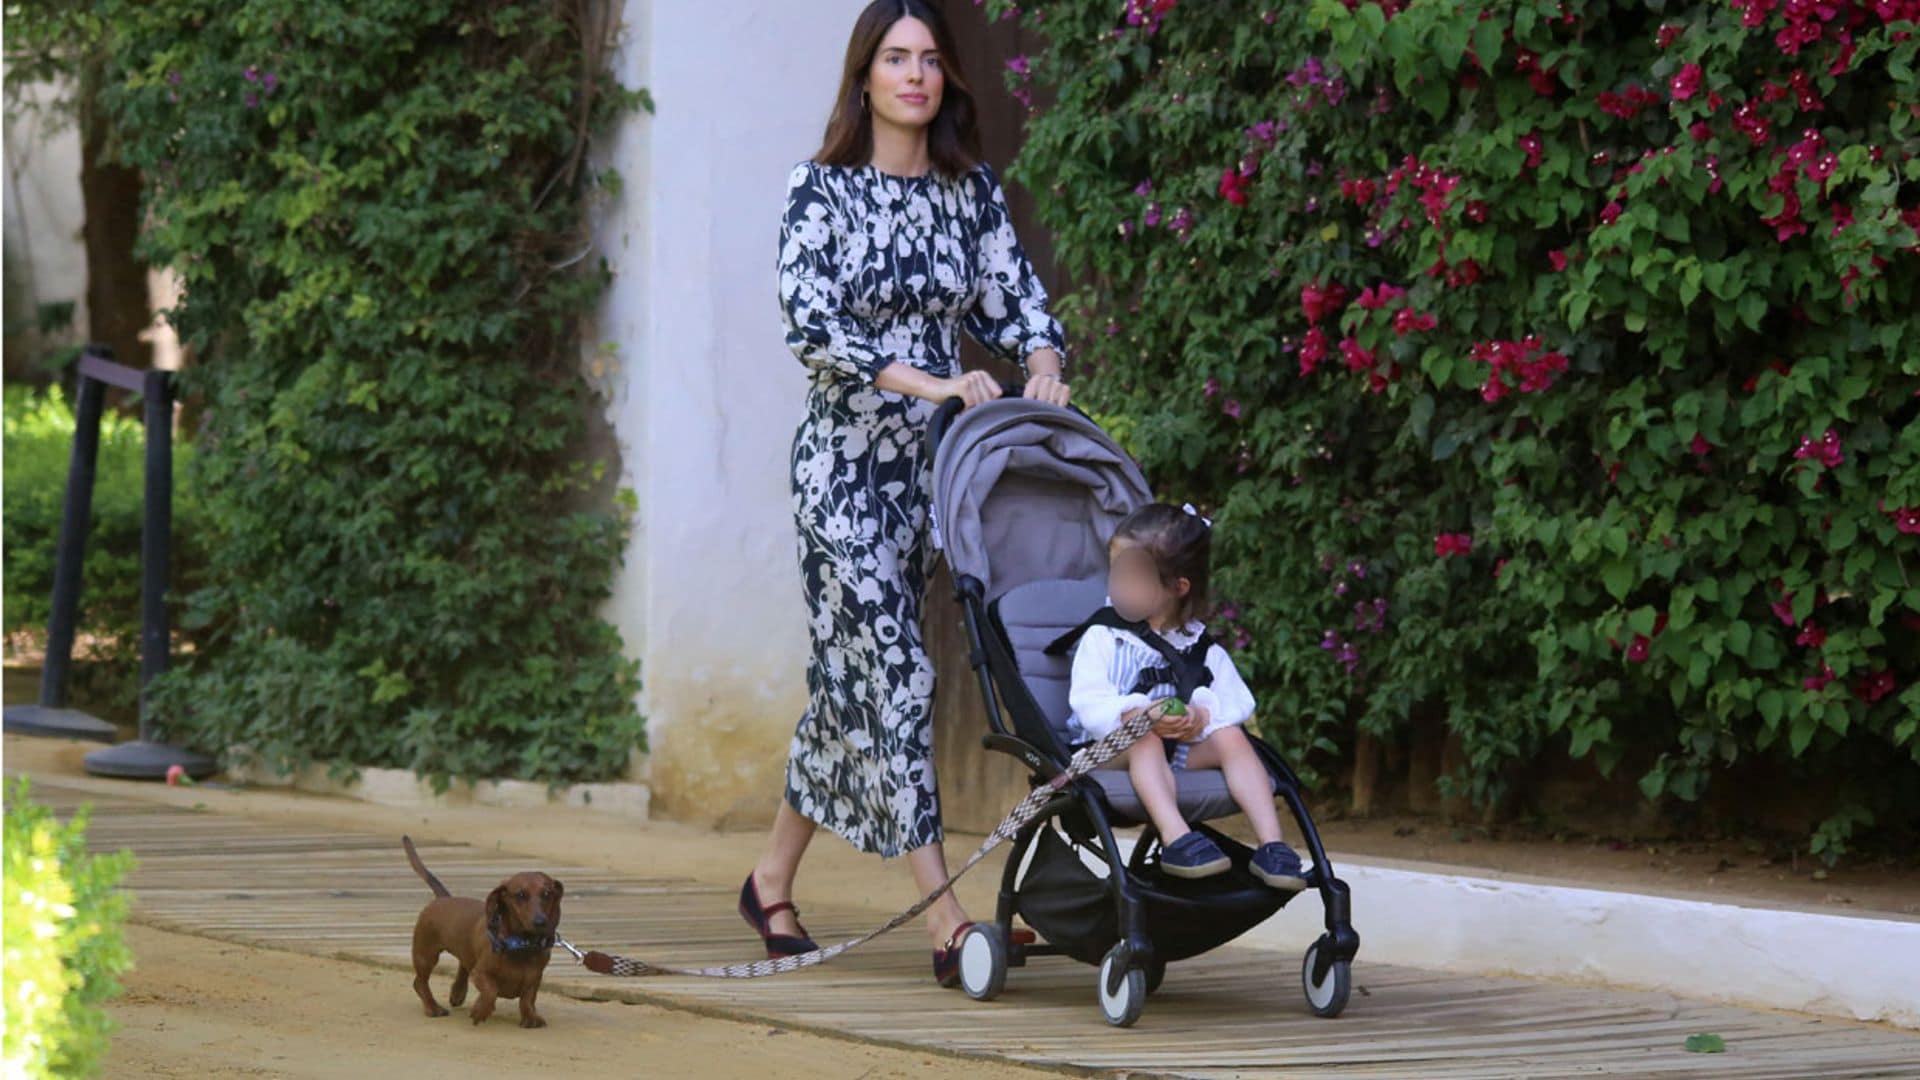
<box><xmin>103</xmin><ymin>923</ymin><xmax>1055</xmax><ymax>1079</ymax></box>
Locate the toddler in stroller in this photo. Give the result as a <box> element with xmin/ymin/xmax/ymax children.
<box><xmin>1056</xmin><ymin>501</ymin><xmax>1310</xmax><ymax>891</ymax></box>
<box><xmin>928</xmin><ymin>392</ymin><xmax>1359</xmax><ymax>1027</ymax></box>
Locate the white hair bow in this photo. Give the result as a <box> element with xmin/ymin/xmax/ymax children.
<box><xmin>1182</xmin><ymin>503</ymin><xmax>1213</xmax><ymax>528</ymax></box>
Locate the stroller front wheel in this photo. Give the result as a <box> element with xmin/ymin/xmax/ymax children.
<box><xmin>1302</xmin><ymin>936</ymin><xmax>1352</xmax><ymax>1018</ymax></box>
<box><xmin>1097</xmin><ymin>945</ymin><xmax>1146</xmax><ymax>1027</ymax></box>
<box><xmin>957</xmin><ymin>924</ymin><xmax>1007</xmax><ymax>1001</ymax></box>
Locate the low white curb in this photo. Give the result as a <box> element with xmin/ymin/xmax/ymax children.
<box><xmin>222</xmin><ymin>755</ymin><xmax>650</xmax><ymax>821</ymax></box>
<box><xmin>1249</xmin><ymin>856</ymin><xmax>1920</xmax><ymax>1029</ymax></box>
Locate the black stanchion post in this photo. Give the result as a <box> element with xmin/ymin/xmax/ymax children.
<box><xmin>4</xmin><ymin>346</ymin><xmax>120</xmax><ymax>741</ymax></box>
<box><xmin>83</xmin><ymin>366</ymin><xmax>217</xmax><ymax>780</ymax></box>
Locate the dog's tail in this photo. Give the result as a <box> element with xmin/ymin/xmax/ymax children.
<box><xmin>402</xmin><ymin>835</ymin><xmax>451</xmax><ymax>898</ymax></box>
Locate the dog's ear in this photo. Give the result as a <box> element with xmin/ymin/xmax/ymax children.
<box><xmin>548</xmin><ymin>876</ymin><xmax>564</xmax><ymax>900</ymax></box>
<box><xmin>486</xmin><ymin>884</ymin><xmax>511</xmax><ymax>933</ymax></box>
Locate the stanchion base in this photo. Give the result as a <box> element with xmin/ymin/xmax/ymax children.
<box><xmin>83</xmin><ymin>740</ymin><xmax>218</xmax><ymax>781</ymax></box>
<box><xmin>4</xmin><ymin>705</ymin><xmax>119</xmax><ymax>742</ymax></box>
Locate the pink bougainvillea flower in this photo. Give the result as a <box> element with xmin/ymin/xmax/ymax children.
<box><xmin>1218</xmin><ymin>166</ymin><xmax>1251</xmax><ymax>206</ymax></box>
<box><xmin>1733</xmin><ymin>103</ymin><xmax>1772</xmax><ymax>146</ymax></box>
<box><xmin>1689</xmin><ymin>120</ymin><xmax>1713</xmax><ymax>142</ymax></box>
<box><xmin>1626</xmin><ymin>635</ymin><xmax>1651</xmax><ymax>662</ymax></box>
<box><xmin>1600</xmin><ymin>200</ymin><xmax>1624</xmax><ymax>225</ymax></box>
<box><xmin>1669</xmin><ymin>63</ymin><xmax>1703</xmax><ymax>101</ymax></box>
<box><xmin>1299</xmin><ymin>325</ymin><xmax>1329</xmax><ymax>375</ymax></box>
<box><xmin>1852</xmin><ymin>670</ymin><xmax>1897</xmax><ymax>704</ymax></box>
<box><xmin>1885</xmin><ymin>505</ymin><xmax>1920</xmax><ymax>534</ymax></box>
<box><xmin>1791</xmin><ymin>428</ymin><xmax>1845</xmax><ymax>468</ymax></box>
<box><xmin>1690</xmin><ymin>434</ymin><xmax>1713</xmax><ymax>456</ymax></box>
<box><xmin>1771</xmin><ymin>592</ymin><xmax>1797</xmax><ymax>627</ymax></box>
<box><xmin>1656</xmin><ymin>23</ymin><xmax>1683</xmax><ymax>48</ymax></box>
<box><xmin>1519</xmin><ymin>131</ymin><xmax>1544</xmax><ymax>169</ymax></box>
<box><xmin>1357</xmin><ymin>282</ymin><xmax>1406</xmax><ymax>310</ymax></box>
<box><xmin>1143</xmin><ymin>202</ymin><xmax>1163</xmax><ymax>227</ymax></box>
<box><xmin>1006</xmin><ymin>55</ymin><xmax>1031</xmax><ymax>76</ymax></box>
<box><xmin>1434</xmin><ymin>532</ymin><xmax>1474</xmax><ymax>557</ymax></box>
<box><xmin>1830</xmin><ymin>202</ymin><xmax>1855</xmax><ymax>237</ymax></box>
<box><xmin>1300</xmin><ymin>280</ymin><xmax>1350</xmax><ymax>323</ymax></box>
<box><xmin>1222</xmin><ymin>398</ymin><xmax>1242</xmax><ymax>420</ymax></box>
<box><xmin>1804</xmin><ymin>663</ymin><xmax>1835</xmax><ymax>691</ymax></box>
<box><xmin>1339</xmin><ymin>337</ymin><xmax>1376</xmax><ymax>373</ymax></box>
<box><xmin>1203</xmin><ymin>376</ymin><xmax>1220</xmax><ymax>398</ymax></box>
<box><xmin>1393</xmin><ymin>308</ymin><xmax>1437</xmax><ymax>336</ymax></box>
<box><xmin>1494</xmin><ymin>558</ymin><xmax>1508</xmax><ymax>578</ymax></box>
<box><xmin>1548</xmin><ymin>249</ymin><xmax>1569</xmax><ymax>271</ymax></box>
<box><xmin>1134</xmin><ymin>179</ymin><xmax>1154</xmax><ymax>197</ymax></box>
<box><xmin>1340</xmin><ymin>176</ymin><xmax>1378</xmax><ymax>204</ymax></box>
<box><xmin>1796</xmin><ymin>622</ymin><xmax>1827</xmax><ymax>648</ymax></box>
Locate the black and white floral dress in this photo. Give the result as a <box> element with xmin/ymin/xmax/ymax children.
<box><xmin>777</xmin><ymin>160</ymin><xmax>1065</xmax><ymax>857</ymax></box>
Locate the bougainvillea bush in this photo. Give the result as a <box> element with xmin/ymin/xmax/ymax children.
<box><xmin>993</xmin><ymin>0</ymin><xmax>1920</xmax><ymax>855</ymax></box>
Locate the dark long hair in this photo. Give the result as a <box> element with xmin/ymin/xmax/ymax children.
<box><xmin>813</xmin><ymin>0</ymin><xmax>982</xmax><ymax>179</ymax></box>
<box><xmin>1113</xmin><ymin>503</ymin><xmax>1213</xmax><ymax>624</ymax></box>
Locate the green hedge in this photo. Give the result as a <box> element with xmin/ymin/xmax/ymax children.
<box><xmin>998</xmin><ymin>0</ymin><xmax>1919</xmax><ymax>856</ymax></box>
<box><xmin>79</xmin><ymin>0</ymin><xmax>649</xmax><ymax>786</ymax></box>
<box><xmin>2</xmin><ymin>779</ymin><xmax>135</xmax><ymax>1079</ymax></box>
<box><xmin>3</xmin><ymin>384</ymin><xmax>203</xmax><ymax>714</ymax></box>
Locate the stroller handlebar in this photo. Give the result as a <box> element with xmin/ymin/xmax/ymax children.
<box><xmin>927</xmin><ymin>380</ymin><xmax>1025</xmax><ymax>458</ymax></box>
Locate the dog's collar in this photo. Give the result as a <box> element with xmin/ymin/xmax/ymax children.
<box><xmin>489</xmin><ymin>929</ymin><xmax>556</xmax><ymax>955</ymax></box>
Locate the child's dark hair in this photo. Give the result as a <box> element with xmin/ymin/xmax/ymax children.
<box><xmin>1112</xmin><ymin>502</ymin><xmax>1212</xmax><ymax>622</ymax></box>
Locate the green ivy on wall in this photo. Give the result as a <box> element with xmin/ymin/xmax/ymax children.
<box><xmin>92</xmin><ymin>1</ymin><xmax>651</xmax><ymax>786</ymax></box>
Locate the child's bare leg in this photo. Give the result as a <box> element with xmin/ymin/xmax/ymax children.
<box><xmin>1184</xmin><ymin>726</ymin><xmax>1285</xmax><ymax>846</ymax></box>
<box><xmin>1126</xmin><ymin>737</ymin><xmax>1193</xmax><ymax>842</ymax></box>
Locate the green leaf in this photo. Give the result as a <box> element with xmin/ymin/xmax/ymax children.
<box><xmin>1684</xmin><ymin>1033</ymin><xmax>1726</xmax><ymax>1054</ymax></box>
<box><xmin>1603</xmin><ymin>560</ymin><xmax>1635</xmax><ymax>602</ymax></box>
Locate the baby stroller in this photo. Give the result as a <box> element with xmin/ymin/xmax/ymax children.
<box><xmin>927</xmin><ymin>391</ymin><xmax>1360</xmax><ymax>1027</ymax></box>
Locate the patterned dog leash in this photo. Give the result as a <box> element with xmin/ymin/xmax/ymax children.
<box><xmin>558</xmin><ymin>703</ymin><xmax>1176</xmax><ymax>978</ymax></box>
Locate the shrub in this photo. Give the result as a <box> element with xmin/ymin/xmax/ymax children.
<box><xmin>3</xmin><ymin>383</ymin><xmax>203</xmax><ymax>714</ymax></box>
<box><xmin>996</xmin><ymin>0</ymin><xmax>1920</xmax><ymax>855</ymax></box>
<box><xmin>2</xmin><ymin>779</ymin><xmax>135</xmax><ymax>1079</ymax></box>
<box><xmin>72</xmin><ymin>0</ymin><xmax>651</xmax><ymax>786</ymax></box>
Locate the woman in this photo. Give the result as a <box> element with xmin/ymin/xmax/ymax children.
<box><xmin>742</xmin><ymin>0</ymin><xmax>1072</xmax><ymax>986</ymax></box>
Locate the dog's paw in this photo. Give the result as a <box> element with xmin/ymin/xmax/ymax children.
<box><xmin>425</xmin><ymin>1006</ymin><xmax>449</xmax><ymax>1018</ymax></box>
<box><xmin>469</xmin><ymin>1008</ymin><xmax>492</xmax><ymax>1026</ymax></box>
<box><xmin>520</xmin><ymin>1015</ymin><xmax>547</xmax><ymax>1029</ymax></box>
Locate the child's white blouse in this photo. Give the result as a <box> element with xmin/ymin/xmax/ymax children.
<box><xmin>1065</xmin><ymin>615</ymin><xmax>1257</xmax><ymax>746</ymax></box>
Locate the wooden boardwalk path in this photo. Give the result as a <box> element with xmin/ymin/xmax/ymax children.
<box><xmin>35</xmin><ymin>778</ymin><xmax>1920</xmax><ymax>1078</ymax></box>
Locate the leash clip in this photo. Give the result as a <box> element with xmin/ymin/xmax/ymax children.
<box><xmin>555</xmin><ymin>936</ymin><xmax>586</xmax><ymax>963</ymax></box>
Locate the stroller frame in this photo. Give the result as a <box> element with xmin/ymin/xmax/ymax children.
<box><xmin>929</xmin><ymin>393</ymin><xmax>1360</xmax><ymax>1025</ymax></box>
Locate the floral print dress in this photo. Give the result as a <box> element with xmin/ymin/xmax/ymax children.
<box><xmin>777</xmin><ymin>160</ymin><xmax>1065</xmax><ymax>857</ymax></box>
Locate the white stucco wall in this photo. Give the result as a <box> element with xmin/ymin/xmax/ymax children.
<box><xmin>589</xmin><ymin>1</ymin><xmax>870</xmax><ymax>825</ymax></box>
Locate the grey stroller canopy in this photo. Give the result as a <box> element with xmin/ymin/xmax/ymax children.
<box><xmin>931</xmin><ymin>399</ymin><xmax>1153</xmax><ymax>601</ymax></box>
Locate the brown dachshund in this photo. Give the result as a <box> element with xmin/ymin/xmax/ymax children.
<box><xmin>403</xmin><ymin>836</ymin><xmax>564</xmax><ymax>1028</ymax></box>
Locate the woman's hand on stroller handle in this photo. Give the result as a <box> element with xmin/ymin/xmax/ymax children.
<box><xmin>938</xmin><ymin>369</ymin><xmax>1003</xmax><ymax>411</ymax></box>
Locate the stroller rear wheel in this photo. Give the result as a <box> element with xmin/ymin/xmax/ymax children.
<box><xmin>1301</xmin><ymin>936</ymin><xmax>1351</xmax><ymax>1018</ymax></box>
<box><xmin>957</xmin><ymin>924</ymin><xmax>1007</xmax><ymax>1001</ymax></box>
<box><xmin>1097</xmin><ymin>944</ymin><xmax>1146</xmax><ymax>1027</ymax></box>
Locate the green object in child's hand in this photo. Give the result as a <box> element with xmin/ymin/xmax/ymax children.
<box><xmin>1161</xmin><ymin>699</ymin><xmax>1187</xmax><ymax>717</ymax></box>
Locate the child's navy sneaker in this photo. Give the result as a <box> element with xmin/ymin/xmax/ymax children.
<box><xmin>1250</xmin><ymin>841</ymin><xmax>1309</xmax><ymax>892</ymax></box>
<box><xmin>1160</xmin><ymin>831</ymin><xmax>1231</xmax><ymax>879</ymax></box>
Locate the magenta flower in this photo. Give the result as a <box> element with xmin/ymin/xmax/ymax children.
<box><xmin>1804</xmin><ymin>662</ymin><xmax>1835</xmax><ymax>691</ymax></box>
<box><xmin>1852</xmin><ymin>670</ymin><xmax>1897</xmax><ymax>704</ymax></box>
<box><xmin>1689</xmin><ymin>434</ymin><xmax>1713</xmax><ymax>456</ymax></box>
<box><xmin>1298</xmin><ymin>326</ymin><xmax>1328</xmax><ymax>376</ymax></box>
<box><xmin>1006</xmin><ymin>56</ymin><xmax>1031</xmax><ymax>76</ymax></box>
<box><xmin>1886</xmin><ymin>505</ymin><xmax>1920</xmax><ymax>534</ymax></box>
<box><xmin>1626</xmin><ymin>635</ymin><xmax>1651</xmax><ymax>662</ymax></box>
<box><xmin>1669</xmin><ymin>63</ymin><xmax>1703</xmax><ymax>101</ymax></box>
<box><xmin>1795</xmin><ymin>622</ymin><xmax>1827</xmax><ymax>648</ymax></box>
<box><xmin>1203</xmin><ymin>376</ymin><xmax>1220</xmax><ymax>398</ymax></box>
<box><xmin>1771</xmin><ymin>592</ymin><xmax>1797</xmax><ymax>627</ymax></box>
<box><xmin>1548</xmin><ymin>249</ymin><xmax>1569</xmax><ymax>272</ymax></box>
<box><xmin>1222</xmin><ymin>398</ymin><xmax>1242</xmax><ymax>420</ymax></box>
<box><xmin>1792</xmin><ymin>429</ymin><xmax>1845</xmax><ymax>468</ymax></box>
<box><xmin>1434</xmin><ymin>533</ymin><xmax>1473</xmax><ymax>557</ymax></box>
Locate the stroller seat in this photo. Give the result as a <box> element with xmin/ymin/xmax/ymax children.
<box><xmin>988</xmin><ymin>576</ymin><xmax>1277</xmax><ymax>826</ymax></box>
